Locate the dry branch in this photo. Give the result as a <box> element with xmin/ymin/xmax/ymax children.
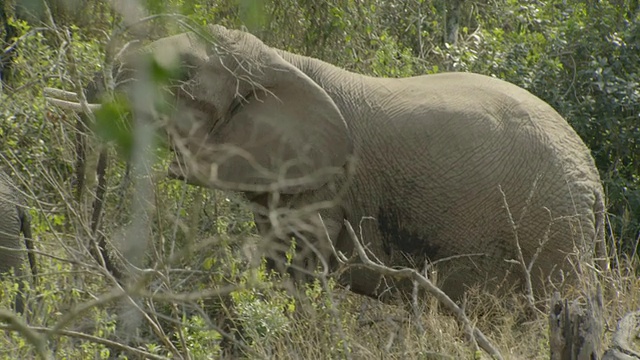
<box><xmin>602</xmin><ymin>311</ymin><xmax>640</xmax><ymax>359</ymax></box>
<box><xmin>43</xmin><ymin>95</ymin><xmax>101</xmax><ymax>112</ymax></box>
<box><xmin>42</xmin><ymin>87</ymin><xmax>78</xmax><ymax>101</ymax></box>
<box><xmin>0</xmin><ymin>322</ymin><xmax>171</xmax><ymax>360</ymax></box>
<box><xmin>342</xmin><ymin>219</ymin><xmax>504</xmax><ymax>360</ymax></box>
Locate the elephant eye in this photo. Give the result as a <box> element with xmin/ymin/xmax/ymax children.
<box><xmin>208</xmin><ymin>92</ymin><xmax>253</xmax><ymax>135</ymax></box>
<box><xmin>229</xmin><ymin>92</ymin><xmax>253</xmax><ymax>117</ymax></box>
<box><xmin>229</xmin><ymin>98</ymin><xmax>243</xmax><ymax>116</ymax></box>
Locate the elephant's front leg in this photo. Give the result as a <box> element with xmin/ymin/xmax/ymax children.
<box><xmin>248</xmin><ymin>192</ymin><xmax>344</xmax><ymax>285</ymax></box>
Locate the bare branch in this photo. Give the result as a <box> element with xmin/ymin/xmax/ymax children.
<box><xmin>42</xmin><ymin>87</ymin><xmax>78</xmax><ymax>101</ymax></box>
<box><xmin>0</xmin><ymin>323</ymin><xmax>170</xmax><ymax>360</ymax></box>
<box><xmin>0</xmin><ymin>310</ymin><xmax>53</xmax><ymax>360</ymax></box>
<box><xmin>498</xmin><ymin>185</ymin><xmax>536</xmax><ymax>308</ymax></box>
<box><xmin>44</xmin><ymin>96</ymin><xmax>102</xmax><ymax>112</ymax></box>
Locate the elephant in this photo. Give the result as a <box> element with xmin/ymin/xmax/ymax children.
<box><xmin>48</xmin><ymin>24</ymin><xmax>606</xmax><ymax>302</ymax></box>
<box><xmin>0</xmin><ymin>169</ymin><xmax>36</xmax><ymax>313</ymax></box>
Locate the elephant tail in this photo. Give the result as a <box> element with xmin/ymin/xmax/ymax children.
<box><xmin>19</xmin><ymin>207</ymin><xmax>37</xmax><ymax>287</ymax></box>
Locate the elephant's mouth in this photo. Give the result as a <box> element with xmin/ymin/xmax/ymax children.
<box><xmin>166</xmin><ymin>152</ymin><xmax>211</xmax><ymax>188</ymax></box>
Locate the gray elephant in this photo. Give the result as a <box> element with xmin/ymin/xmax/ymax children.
<box><xmin>0</xmin><ymin>170</ymin><xmax>36</xmax><ymax>313</ymax></box>
<box><xmin>49</xmin><ymin>24</ymin><xmax>606</xmax><ymax>301</ymax></box>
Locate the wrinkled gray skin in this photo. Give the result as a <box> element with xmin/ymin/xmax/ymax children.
<box><xmin>119</xmin><ymin>25</ymin><xmax>605</xmax><ymax>301</ymax></box>
<box><xmin>0</xmin><ymin>170</ymin><xmax>35</xmax><ymax>313</ymax></box>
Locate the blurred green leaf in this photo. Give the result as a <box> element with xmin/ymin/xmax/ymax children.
<box><xmin>93</xmin><ymin>94</ymin><xmax>134</xmax><ymax>159</ymax></box>
<box><xmin>238</xmin><ymin>0</ymin><xmax>269</xmax><ymax>32</ymax></box>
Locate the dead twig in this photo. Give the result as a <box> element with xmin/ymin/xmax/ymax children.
<box><xmin>498</xmin><ymin>180</ymin><xmax>551</xmax><ymax>311</ymax></box>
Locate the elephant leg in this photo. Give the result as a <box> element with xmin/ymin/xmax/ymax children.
<box><xmin>14</xmin><ymin>269</ymin><xmax>25</xmax><ymax>314</ymax></box>
<box><xmin>18</xmin><ymin>207</ymin><xmax>37</xmax><ymax>286</ymax></box>
<box><xmin>0</xmin><ymin>252</ymin><xmax>26</xmax><ymax>314</ymax></box>
<box><xmin>0</xmin><ymin>224</ymin><xmax>27</xmax><ymax>314</ymax></box>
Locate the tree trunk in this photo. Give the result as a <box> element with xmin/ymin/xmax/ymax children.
<box><xmin>548</xmin><ymin>289</ymin><xmax>604</xmax><ymax>359</ymax></box>
<box><xmin>0</xmin><ymin>1</ymin><xmax>18</xmax><ymax>90</ymax></box>
<box><xmin>444</xmin><ymin>0</ymin><xmax>462</xmax><ymax>45</ymax></box>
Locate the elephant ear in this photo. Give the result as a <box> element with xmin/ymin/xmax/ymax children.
<box><xmin>163</xmin><ymin>26</ymin><xmax>352</xmax><ymax>193</ymax></box>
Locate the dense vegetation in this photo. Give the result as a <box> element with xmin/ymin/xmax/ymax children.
<box><xmin>0</xmin><ymin>0</ymin><xmax>638</xmax><ymax>359</ymax></box>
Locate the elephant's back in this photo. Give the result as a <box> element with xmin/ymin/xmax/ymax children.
<box><xmin>369</xmin><ymin>72</ymin><xmax>602</xmax><ymax>211</ymax></box>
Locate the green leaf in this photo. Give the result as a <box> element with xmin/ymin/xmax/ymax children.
<box><xmin>93</xmin><ymin>94</ymin><xmax>134</xmax><ymax>159</ymax></box>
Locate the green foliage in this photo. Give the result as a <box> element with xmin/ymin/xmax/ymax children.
<box><xmin>0</xmin><ymin>15</ymin><xmax>104</xmax><ymax>208</ymax></box>
<box><xmin>554</xmin><ymin>3</ymin><xmax>640</xmax><ymax>245</ymax></box>
<box><xmin>0</xmin><ymin>243</ymin><xmax>117</xmax><ymax>358</ymax></box>
<box><xmin>175</xmin><ymin>315</ymin><xmax>222</xmax><ymax>358</ymax></box>
<box><xmin>369</xmin><ymin>31</ymin><xmax>419</xmax><ymax>78</ymax></box>
<box><xmin>1</xmin><ymin>0</ymin><xmax>640</xmax><ymax>358</ymax></box>
<box><xmin>232</xmin><ymin>284</ymin><xmax>294</xmax><ymax>346</ymax></box>
<box><xmin>237</xmin><ymin>0</ymin><xmax>269</xmax><ymax>32</ymax></box>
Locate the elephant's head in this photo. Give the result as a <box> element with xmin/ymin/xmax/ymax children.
<box><xmin>119</xmin><ymin>25</ymin><xmax>352</xmax><ymax>193</ymax></box>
